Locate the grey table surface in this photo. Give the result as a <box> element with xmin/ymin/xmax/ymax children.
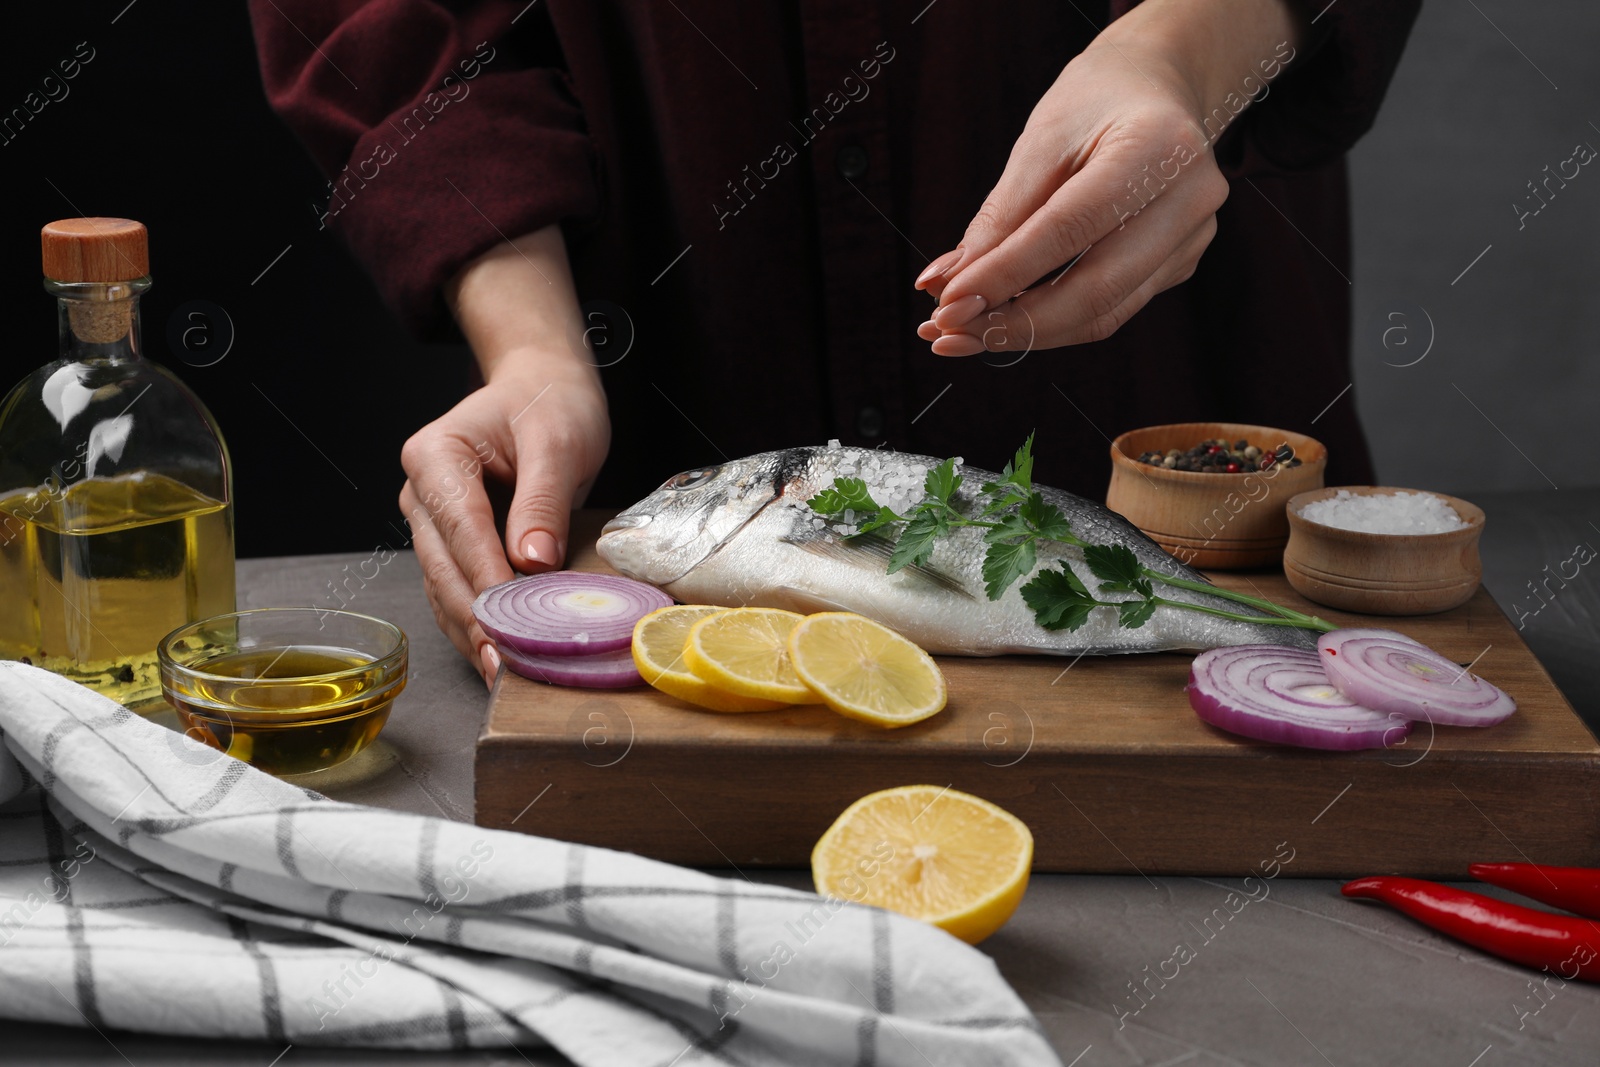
<box><xmin>7</xmin><ymin>488</ymin><xmax>1599</xmax><ymax>1066</ymax></box>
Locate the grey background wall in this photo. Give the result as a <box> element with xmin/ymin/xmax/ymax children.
<box><xmin>1349</xmin><ymin>1</ymin><xmax>1600</xmax><ymax>493</ymax></box>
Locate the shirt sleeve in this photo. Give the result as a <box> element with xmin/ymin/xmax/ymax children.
<box><xmin>1112</xmin><ymin>0</ymin><xmax>1422</xmax><ymax>173</ymax></box>
<box><xmin>248</xmin><ymin>0</ymin><xmax>600</xmax><ymax>336</ymax></box>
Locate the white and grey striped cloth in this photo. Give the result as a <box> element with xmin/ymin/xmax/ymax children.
<box><xmin>0</xmin><ymin>662</ymin><xmax>1060</xmax><ymax>1065</ymax></box>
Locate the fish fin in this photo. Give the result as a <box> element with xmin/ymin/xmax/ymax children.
<box><xmin>781</xmin><ymin>531</ymin><xmax>976</xmax><ymax>600</ymax></box>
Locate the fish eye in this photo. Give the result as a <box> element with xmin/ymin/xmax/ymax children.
<box><xmin>663</xmin><ymin>466</ymin><xmax>720</xmax><ymax>490</ymax></box>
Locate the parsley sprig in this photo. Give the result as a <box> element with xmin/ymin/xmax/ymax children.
<box><xmin>808</xmin><ymin>435</ymin><xmax>1333</xmax><ymax>634</ymax></box>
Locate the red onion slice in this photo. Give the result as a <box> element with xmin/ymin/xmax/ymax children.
<box><xmin>498</xmin><ymin>643</ymin><xmax>643</xmax><ymax>688</ymax></box>
<box><xmin>472</xmin><ymin>572</ymin><xmax>672</xmax><ymax>656</ymax></box>
<box><xmin>1317</xmin><ymin>627</ymin><xmax>1426</xmax><ymax>649</ymax></box>
<box><xmin>1318</xmin><ymin>629</ymin><xmax>1516</xmax><ymax>727</ymax></box>
<box><xmin>1187</xmin><ymin>645</ymin><xmax>1409</xmax><ymax>751</ymax></box>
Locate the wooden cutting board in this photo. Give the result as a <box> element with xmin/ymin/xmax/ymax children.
<box><xmin>476</xmin><ymin>511</ymin><xmax>1600</xmax><ymax>877</ymax></box>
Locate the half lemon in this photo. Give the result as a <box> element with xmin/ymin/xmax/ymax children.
<box><xmin>812</xmin><ymin>785</ymin><xmax>1033</xmax><ymax>944</ymax></box>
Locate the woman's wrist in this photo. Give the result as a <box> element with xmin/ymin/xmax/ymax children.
<box><xmin>1092</xmin><ymin>0</ymin><xmax>1304</xmax><ymax>128</ymax></box>
<box><xmin>485</xmin><ymin>345</ymin><xmax>605</xmax><ymax>402</ymax></box>
<box><xmin>446</xmin><ymin>223</ymin><xmax>599</xmax><ymax>390</ymax></box>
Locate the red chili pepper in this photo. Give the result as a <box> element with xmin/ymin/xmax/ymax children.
<box><xmin>1469</xmin><ymin>863</ymin><xmax>1600</xmax><ymax>920</ymax></box>
<box><xmin>1342</xmin><ymin>876</ymin><xmax>1600</xmax><ymax>981</ymax></box>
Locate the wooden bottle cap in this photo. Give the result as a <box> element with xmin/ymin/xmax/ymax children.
<box><xmin>41</xmin><ymin>217</ymin><xmax>149</xmax><ymax>282</ymax></box>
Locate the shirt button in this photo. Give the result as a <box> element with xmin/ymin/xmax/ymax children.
<box><xmin>856</xmin><ymin>405</ymin><xmax>884</xmax><ymax>438</ymax></box>
<box><xmin>836</xmin><ymin>145</ymin><xmax>869</xmax><ymax>180</ymax></box>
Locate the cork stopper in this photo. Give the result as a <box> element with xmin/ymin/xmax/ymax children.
<box><xmin>42</xmin><ymin>217</ymin><xmax>149</xmax><ymax>283</ymax></box>
<box><xmin>44</xmin><ymin>219</ymin><xmax>149</xmax><ymax>345</ymax></box>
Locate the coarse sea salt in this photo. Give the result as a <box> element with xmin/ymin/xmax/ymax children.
<box><xmin>1297</xmin><ymin>490</ymin><xmax>1467</xmax><ymax>535</ymax></box>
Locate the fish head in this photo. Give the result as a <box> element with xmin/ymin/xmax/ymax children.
<box><xmin>596</xmin><ymin>448</ymin><xmax>819</xmax><ymax>586</ymax></box>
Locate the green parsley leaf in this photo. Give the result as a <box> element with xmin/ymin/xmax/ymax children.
<box><xmin>854</xmin><ymin>506</ymin><xmax>903</xmax><ymax>536</ymax></box>
<box><xmin>1020</xmin><ymin>566</ymin><xmax>1096</xmax><ymax>631</ymax></box>
<box><xmin>982</xmin><ymin>537</ymin><xmax>1036</xmax><ymax>600</ymax></box>
<box><xmin>923</xmin><ymin>458</ymin><xmax>962</xmax><ymax>506</ymax></box>
<box><xmin>982</xmin><ymin>513</ymin><xmax>1033</xmax><ymax>546</ymax></box>
<box><xmin>979</xmin><ymin>489</ymin><xmax>1028</xmax><ymax>517</ymax></box>
<box><xmin>1057</xmin><ymin>562</ymin><xmax>1090</xmax><ymax>596</ymax></box>
<box><xmin>1020</xmin><ymin>492</ymin><xmax>1073</xmax><ymax>542</ymax></box>
<box><xmin>888</xmin><ymin>509</ymin><xmax>945</xmax><ymax>573</ymax></box>
<box><xmin>807</xmin><ymin>488</ymin><xmax>848</xmax><ymax>516</ymax></box>
<box><xmin>1002</xmin><ymin>431</ymin><xmax>1036</xmax><ymax>490</ymax></box>
<box><xmin>1084</xmin><ymin>543</ymin><xmax>1144</xmax><ymax>588</ymax></box>
<box><xmin>808</xmin><ymin>477</ymin><xmax>880</xmax><ymax>517</ymax></box>
<box><xmin>1117</xmin><ymin>598</ymin><xmax>1158</xmax><ymax>629</ymax></box>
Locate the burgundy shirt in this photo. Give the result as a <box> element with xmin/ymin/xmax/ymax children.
<box><xmin>249</xmin><ymin>0</ymin><xmax>1418</xmax><ymax>505</ymax></box>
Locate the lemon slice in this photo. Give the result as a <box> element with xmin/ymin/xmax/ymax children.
<box><xmin>682</xmin><ymin>607</ymin><xmax>816</xmax><ymax>704</ymax></box>
<box><xmin>632</xmin><ymin>606</ymin><xmax>787</xmax><ymax>713</ymax></box>
<box><xmin>788</xmin><ymin>612</ymin><xmax>947</xmax><ymax>727</ymax></box>
<box><xmin>812</xmin><ymin>785</ymin><xmax>1033</xmax><ymax>944</ymax></box>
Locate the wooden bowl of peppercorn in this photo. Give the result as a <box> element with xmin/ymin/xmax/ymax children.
<box><xmin>1106</xmin><ymin>422</ymin><xmax>1327</xmax><ymax>570</ymax></box>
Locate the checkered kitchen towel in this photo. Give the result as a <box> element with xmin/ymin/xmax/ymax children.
<box><xmin>0</xmin><ymin>663</ymin><xmax>1060</xmax><ymax>1065</ymax></box>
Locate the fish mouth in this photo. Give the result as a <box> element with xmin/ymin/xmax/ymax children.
<box><xmin>600</xmin><ymin>513</ymin><xmax>650</xmax><ymax>537</ymax></box>
<box><xmin>595</xmin><ymin>509</ymin><xmax>706</xmax><ymax>585</ymax></box>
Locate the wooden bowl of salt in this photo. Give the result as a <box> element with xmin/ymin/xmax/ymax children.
<box><xmin>1284</xmin><ymin>487</ymin><xmax>1484</xmax><ymax>615</ymax></box>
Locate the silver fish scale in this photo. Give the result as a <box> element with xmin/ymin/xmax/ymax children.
<box><xmin>597</xmin><ymin>445</ymin><xmax>1318</xmax><ymax>657</ymax></box>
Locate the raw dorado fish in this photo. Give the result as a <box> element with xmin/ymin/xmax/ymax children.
<box><xmin>596</xmin><ymin>444</ymin><xmax>1316</xmax><ymax>656</ymax></box>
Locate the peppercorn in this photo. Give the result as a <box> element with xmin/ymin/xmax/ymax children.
<box><xmin>1140</xmin><ymin>435</ymin><xmax>1292</xmax><ymax>474</ymax></box>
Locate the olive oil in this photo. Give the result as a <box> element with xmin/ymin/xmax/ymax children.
<box><xmin>0</xmin><ymin>218</ymin><xmax>236</xmax><ymax>710</ymax></box>
<box><xmin>0</xmin><ymin>472</ymin><xmax>234</xmax><ymax>709</ymax></box>
<box><xmin>165</xmin><ymin>644</ymin><xmax>396</xmax><ymax>776</ymax></box>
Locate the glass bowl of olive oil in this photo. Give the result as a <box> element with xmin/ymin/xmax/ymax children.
<box><xmin>158</xmin><ymin>608</ymin><xmax>407</xmax><ymax>776</ymax></box>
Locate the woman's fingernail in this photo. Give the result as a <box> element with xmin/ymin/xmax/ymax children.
<box><xmin>915</xmin><ymin>250</ymin><xmax>961</xmax><ymax>287</ymax></box>
<box><xmin>481</xmin><ymin>644</ymin><xmax>502</xmax><ymax>689</ymax></box>
<box><xmin>932</xmin><ymin>333</ymin><xmax>987</xmax><ymax>358</ymax></box>
<box><xmin>916</xmin><ymin>319</ymin><xmax>940</xmax><ymax>342</ymax></box>
<box><xmin>933</xmin><ymin>293</ymin><xmax>987</xmax><ymax>329</ymax></box>
<box><xmin>523</xmin><ymin>531</ymin><xmax>562</xmax><ymax>568</ymax></box>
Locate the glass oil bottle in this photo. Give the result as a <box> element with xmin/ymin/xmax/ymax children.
<box><xmin>0</xmin><ymin>218</ymin><xmax>236</xmax><ymax>710</ymax></box>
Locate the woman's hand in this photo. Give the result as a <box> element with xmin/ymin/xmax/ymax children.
<box><xmin>916</xmin><ymin>0</ymin><xmax>1301</xmax><ymax>356</ymax></box>
<box><xmin>399</xmin><ymin>226</ymin><xmax>610</xmax><ymax>688</ymax></box>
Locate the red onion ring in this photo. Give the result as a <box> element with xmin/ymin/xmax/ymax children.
<box><xmin>1187</xmin><ymin>645</ymin><xmax>1409</xmax><ymax>751</ymax></box>
<box><xmin>498</xmin><ymin>643</ymin><xmax>643</xmax><ymax>688</ymax></box>
<box><xmin>1318</xmin><ymin>629</ymin><xmax>1516</xmax><ymax>727</ymax></box>
<box><xmin>472</xmin><ymin>572</ymin><xmax>672</xmax><ymax>656</ymax></box>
